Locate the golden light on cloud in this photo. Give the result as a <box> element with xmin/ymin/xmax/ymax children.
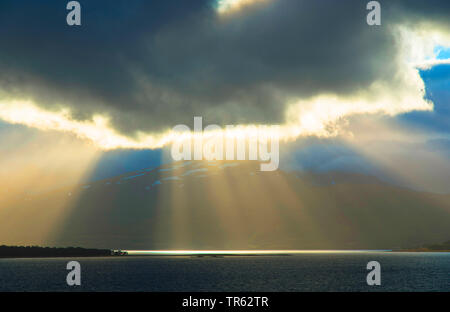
<box><xmin>0</xmin><ymin>89</ymin><xmax>431</xmax><ymax>152</ymax></box>
<box><xmin>0</xmin><ymin>99</ymin><xmax>177</xmax><ymax>150</ymax></box>
<box><xmin>0</xmin><ymin>74</ymin><xmax>432</xmax><ymax>151</ymax></box>
<box><xmin>216</xmin><ymin>0</ymin><xmax>268</xmax><ymax>14</ymax></box>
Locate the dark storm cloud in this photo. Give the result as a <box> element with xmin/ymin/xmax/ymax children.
<box><xmin>0</xmin><ymin>0</ymin><xmax>449</xmax><ymax>136</ymax></box>
<box><xmin>388</xmin><ymin>0</ymin><xmax>450</xmax><ymax>27</ymax></box>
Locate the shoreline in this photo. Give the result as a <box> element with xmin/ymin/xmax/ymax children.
<box><xmin>1</xmin><ymin>250</ymin><xmax>449</xmax><ymax>259</ymax></box>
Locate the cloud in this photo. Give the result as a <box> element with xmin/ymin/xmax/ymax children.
<box><xmin>216</xmin><ymin>0</ymin><xmax>268</xmax><ymax>14</ymax></box>
<box><xmin>416</xmin><ymin>59</ymin><xmax>450</xmax><ymax>70</ymax></box>
<box><xmin>0</xmin><ymin>0</ymin><xmax>449</xmax><ymax>148</ymax></box>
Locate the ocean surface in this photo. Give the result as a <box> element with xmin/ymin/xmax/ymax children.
<box><xmin>0</xmin><ymin>252</ymin><xmax>448</xmax><ymax>291</ymax></box>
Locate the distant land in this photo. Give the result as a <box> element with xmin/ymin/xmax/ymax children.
<box><xmin>1</xmin><ymin>242</ymin><xmax>449</xmax><ymax>258</ymax></box>
<box><xmin>0</xmin><ymin>245</ymin><xmax>111</xmax><ymax>258</ymax></box>
<box><xmin>395</xmin><ymin>240</ymin><xmax>450</xmax><ymax>252</ymax></box>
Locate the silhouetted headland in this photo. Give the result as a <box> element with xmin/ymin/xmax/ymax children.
<box><xmin>0</xmin><ymin>245</ymin><xmax>112</xmax><ymax>258</ymax></box>
<box><xmin>394</xmin><ymin>240</ymin><xmax>450</xmax><ymax>252</ymax></box>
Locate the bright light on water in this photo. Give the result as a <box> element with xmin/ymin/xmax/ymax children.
<box><xmin>123</xmin><ymin>250</ymin><xmax>390</xmax><ymax>256</ymax></box>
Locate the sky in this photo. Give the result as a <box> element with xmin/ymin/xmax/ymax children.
<box><xmin>0</xmin><ymin>0</ymin><xmax>449</xmax><ymax>193</ymax></box>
